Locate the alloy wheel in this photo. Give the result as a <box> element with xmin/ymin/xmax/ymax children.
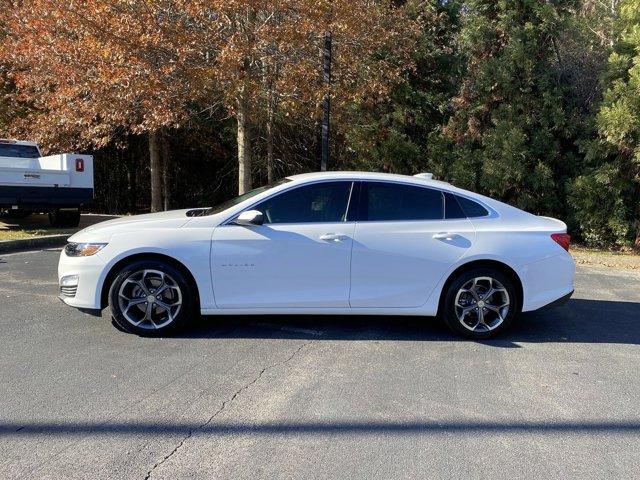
<box><xmin>117</xmin><ymin>269</ymin><xmax>182</xmax><ymax>330</ymax></box>
<box><xmin>454</xmin><ymin>276</ymin><xmax>510</xmax><ymax>333</ymax></box>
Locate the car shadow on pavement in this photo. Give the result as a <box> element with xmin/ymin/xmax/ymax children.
<box><xmin>2</xmin><ymin>418</ymin><xmax>640</xmax><ymax>438</ymax></box>
<box><xmin>176</xmin><ymin>298</ymin><xmax>640</xmax><ymax>347</ymax></box>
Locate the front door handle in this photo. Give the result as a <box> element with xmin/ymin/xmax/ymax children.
<box><xmin>320</xmin><ymin>233</ymin><xmax>348</xmax><ymax>242</ymax></box>
<box><xmin>433</xmin><ymin>232</ymin><xmax>460</xmax><ymax>241</ymax></box>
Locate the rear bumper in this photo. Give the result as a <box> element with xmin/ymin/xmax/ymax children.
<box><xmin>540</xmin><ymin>290</ymin><xmax>573</xmax><ymax>309</ymax></box>
<box><xmin>0</xmin><ymin>185</ymin><xmax>93</xmax><ymax>209</ymax></box>
<box><xmin>518</xmin><ymin>252</ymin><xmax>575</xmax><ymax>312</ymax></box>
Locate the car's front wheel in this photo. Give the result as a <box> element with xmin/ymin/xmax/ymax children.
<box><xmin>108</xmin><ymin>260</ymin><xmax>195</xmax><ymax>336</ymax></box>
<box><xmin>441</xmin><ymin>268</ymin><xmax>519</xmax><ymax>339</ymax></box>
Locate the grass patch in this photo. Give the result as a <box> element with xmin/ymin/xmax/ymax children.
<box><xmin>572</xmin><ymin>245</ymin><xmax>639</xmax><ymax>256</ymax></box>
<box><xmin>0</xmin><ymin>228</ymin><xmax>72</xmax><ymax>241</ymax></box>
<box><xmin>571</xmin><ymin>245</ymin><xmax>640</xmax><ymax>270</ymax></box>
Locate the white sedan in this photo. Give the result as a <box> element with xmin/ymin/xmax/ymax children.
<box><xmin>58</xmin><ymin>171</ymin><xmax>574</xmax><ymax>339</ymax></box>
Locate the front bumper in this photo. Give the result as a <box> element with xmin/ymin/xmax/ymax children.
<box><xmin>57</xmin><ymin>294</ymin><xmax>103</xmax><ymax>316</ymax></box>
<box><xmin>57</xmin><ymin>249</ymin><xmax>107</xmax><ymax>310</ymax></box>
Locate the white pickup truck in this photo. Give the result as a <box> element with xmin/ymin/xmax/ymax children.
<box><xmin>0</xmin><ymin>139</ymin><xmax>93</xmax><ymax>227</ymax></box>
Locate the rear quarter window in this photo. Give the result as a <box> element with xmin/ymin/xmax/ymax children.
<box><xmin>456</xmin><ymin>195</ymin><xmax>490</xmax><ymax>218</ymax></box>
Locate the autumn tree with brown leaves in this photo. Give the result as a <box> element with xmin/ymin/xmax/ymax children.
<box><xmin>181</xmin><ymin>0</ymin><xmax>421</xmax><ymax>193</ymax></box>
<box><xmin>2</xmin><ymin>0</ymin><xmax>209</xmax><ymax>210</ymax></box>
<box><xmin>2</xmin><ymin>0</ymin><xmax>420</xmax><ymax>202</ymax></box>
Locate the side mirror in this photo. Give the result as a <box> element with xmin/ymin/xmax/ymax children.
<box><xmin>235</xmin><ymin>209</ymin><xmax>264</xmax><ymax>226</ymax></box>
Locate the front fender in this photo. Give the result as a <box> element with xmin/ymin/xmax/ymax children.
<box><xmin>94</xmin><ymin>229</ymin><xmax>214</xmax><ymax>310</ymax></box>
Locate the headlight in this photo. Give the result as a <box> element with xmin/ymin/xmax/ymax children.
<box><xmin>64</xmin><ymin>242</ymin><xmax>107</xmax><ymax>257</ymax></box>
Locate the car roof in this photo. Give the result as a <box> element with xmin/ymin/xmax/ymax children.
<box><xmin>284</xmin><ymin>170</ymin><xmax>527</xmax><ymax>220</ymax></box>
<box><xmin>206</xmin><ymin>170</ymin><xmax>535</xmax><ymax>225</ymax></box>
<box><xmin>286</xmin><ymin>171</ymin><xmax>453</xmax><ymax>188</ymax></box>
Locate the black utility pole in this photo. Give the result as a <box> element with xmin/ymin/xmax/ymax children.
<box><xmin>321</xmin><ymin>31</ymin><xmax>332</xmax><ymax>172</ymax></box>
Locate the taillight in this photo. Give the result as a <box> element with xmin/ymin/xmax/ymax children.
<box><xmin>551</xmin><ymin>233</ymin><xmax>571</xmax><ymax>251</ymax></box>
<box><xmin>75</xmin><ymin>158</ymin><xmax>84</xmax><ymax>172</ymax></box>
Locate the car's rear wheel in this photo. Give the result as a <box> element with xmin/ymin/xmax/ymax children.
<box><xmin>108</xmin><ymin>260</ymin><xmax>195</xmax><ymax>336</ymax></box>
<box><xmin>441</xmin><ymin>268</ymin><xmax>519</xmax><ymax>339</ymax></box>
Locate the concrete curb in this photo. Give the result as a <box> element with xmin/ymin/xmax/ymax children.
<box><xmin>0</xmin><ymin>234</ymin><xmax>69</xmax><ymax>254</ymax></box>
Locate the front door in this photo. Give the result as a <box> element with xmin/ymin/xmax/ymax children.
<box><xmin>211</xmin><ymin>181</ymin><xmax>356</xmax><ymax>308</ymax></box>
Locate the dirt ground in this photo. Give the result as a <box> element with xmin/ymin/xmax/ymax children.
<box><xmin>572</xmin><ymin>246</ymin><xmax>640</xmax><ymax>270</ymax></box>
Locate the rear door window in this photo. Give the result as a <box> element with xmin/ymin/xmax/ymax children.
<box><xmin>359</xmin><ymin>182</ymin><xmax>444</xmax><ymax>221</ymax></box>
<box><xmin>444</xmin><ymin>192</ymin><xmax>466</xmax><ymax>219</ymax></box>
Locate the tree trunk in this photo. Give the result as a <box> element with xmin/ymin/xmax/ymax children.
<box><xmin>266</xmin><ymin>95</ymin><xmax>275</xmax><ymax>184</ymax></box>
<box><xmin>635</xmin><ymin>190</ymin><xmax>640</xmax><ymax>251</ymax></box>
<box><xmin>237</xmin><ymin>94</ymin><xmax>252</xmax><ymax>194</ymax></box>
<box><xmin>321</xmin><ymin>31</ymin><xmax>332</xmax><ymax>172</ymax></box>
<box><xmin>149</xmin><ymin>130</ymin><xmax>163</xmax><ymax>212</ymax></box>
<box><xmin>162</xmin><ymin>131</ymin><xmax>171</xmax><ymax>211</ymax></box>
<box><xmin>128</xmin><ymin>145</ymin><xmax>138</xmax><ymax>213</ymax></box>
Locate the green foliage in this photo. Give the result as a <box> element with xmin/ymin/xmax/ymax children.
<box><xmin>570</xmin><ymin>0</ymin><xmax>640</xmax><ymax>248</ymax></box>
<box><xmin>343</xmin><ymin>1</ymin><xmax>463</xmax><ymax>174</ymax></box>
<box><xmin>1</xmin><ymin>0</ymin><xmax>638</xmax><ymax>249</ymax></box>
<box><xmin>440</xmin><ymin>0</ymin><xmax>580</xmax><ymax>216</ymax></box>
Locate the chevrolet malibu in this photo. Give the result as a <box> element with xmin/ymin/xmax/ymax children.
<box><xmin>58</xmin><ymin>171</ymin><xmax>574</xmax><ymax>339</ymax></box>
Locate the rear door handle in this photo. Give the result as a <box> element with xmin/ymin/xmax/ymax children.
<box><xmin>433</xmin><ymin>232</ymin><xmax>460</xmax><ymax>241</ymax></box>
<box><xmin>320</xmin><ymin>233</ymin><xmax>348</xmax><ymax>242</ymax></box>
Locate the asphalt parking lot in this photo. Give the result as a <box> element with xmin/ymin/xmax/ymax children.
<box><xmin>1</xmin><ymin>249</ymin><xmax>639</xmax><ymax>479</ymax></box>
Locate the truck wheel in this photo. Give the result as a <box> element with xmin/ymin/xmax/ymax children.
<box><xmin>49</xmin><ymin>209</ymin><xmax>81</xmax><ymax>228</ymax></box>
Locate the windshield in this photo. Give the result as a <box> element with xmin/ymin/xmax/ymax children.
<box><xmin>205</xmin><ymin>178</ymin><xmax>291</xmax><ymax>215</ymax></box>
<box><xmin>0</xmin><ymin>143</ymin><xmax>40</xmax><ymax>158</ymax></box>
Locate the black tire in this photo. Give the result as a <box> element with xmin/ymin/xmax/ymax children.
<box><xmin>49</xmin><ymin>209</ymin><xmax>81</xmax><ymax>227</ymax></box>
<box><xmin>441</xmin><ymin>268</ymin><xmax>519</xmax><ymax>339</ymax></box>
<box><xmin>108</xmin><ymin>259</ymin><xmax>197</xmax><ymax>336</ymax></box>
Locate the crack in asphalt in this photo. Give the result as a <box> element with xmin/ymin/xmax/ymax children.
<box><xmin>15</xmin><ymin>327</ymin><xmax>247</xmax><ymax>480</ymax></box>
<box><xmin>143</xmin><ymin>340</ymin><xmax>312</xmax><ymax>480</ymax></box>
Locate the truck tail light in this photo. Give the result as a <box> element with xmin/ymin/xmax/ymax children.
<box><xmin>75</xmin><ymin>158</ymin><xmax>84</xmax><ymax>172</ymax></box>
<box><xmin>551</xmin><ymin>233</ymin><xmax>571</xmax><ymax>251</ymax></box>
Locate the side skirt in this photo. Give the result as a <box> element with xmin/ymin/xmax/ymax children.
<box><xmin>200</xmin><ymin>307</ymin><xmax>435</xmax><ymax>316</ymax></box>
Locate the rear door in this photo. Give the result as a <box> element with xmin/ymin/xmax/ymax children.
<box><xmin>349</xmin><ymin>181</ymin><xmax>475</xmax><ymax>308</ymax></box>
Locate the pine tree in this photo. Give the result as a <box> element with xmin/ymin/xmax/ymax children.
<box><xmin>440</xmin><ymin>0</ymin><xmax>579</xmax><ymax>216</ymax></box>
<box><xmin>343</xmin><ymin>1</ymin><xmax>462</xmax><ymax>174</ymax></box>
<box><xmin>570</xmin><ymin>0</ymin><xmax>640</xmax><ymax>249</ymax></box>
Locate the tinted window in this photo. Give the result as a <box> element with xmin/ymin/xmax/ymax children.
<box><xmin>0</xmin><ymin>143</ymin><xmax>40</xmax><ymax>158</ymax></box>
<box><xmin>456</xmin><ymin>195</ymin><xmax>489</xmax><ymax>218</ymax></box>
<box><xmin>254</xmin><ymin>181</ymin><xmax>352</xmax><ymax>224</ymax></box>
<box><xmin>206</xmin><ymin>178</ymin><xmax>291</xmax><ymax>215</ymax></box>
<box><xmin>359</xmin><ymin>182</ymin><xmax>443</xmax><ymax>221</ymax></box>
<box><xmin>444</xmin><ymin>192</ymin><xmax>466</xmax><ymax>219</ymax></box>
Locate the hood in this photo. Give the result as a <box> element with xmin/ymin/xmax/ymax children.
<box><xmin>69</xmin><ymin>209</ymin><xmax>195</xmax><ymax>242</ymax></box>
